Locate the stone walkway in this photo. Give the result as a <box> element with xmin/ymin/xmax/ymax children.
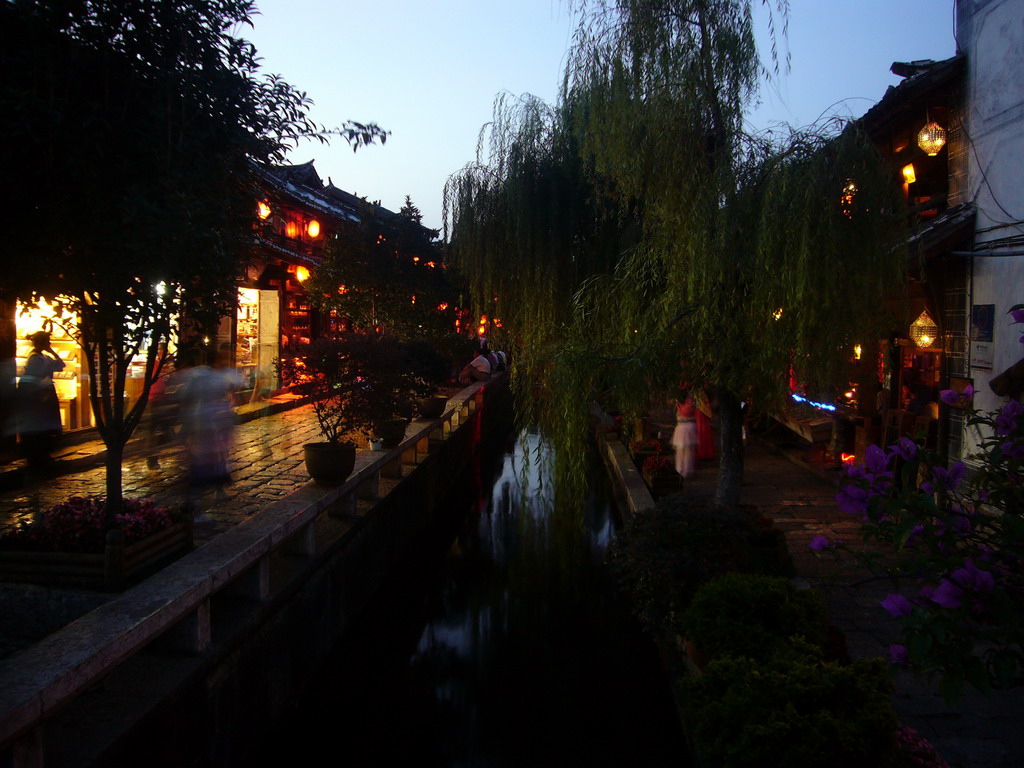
<box><xmin>0</xmin><ymin>403</ymin><xmax>377</xmax><ymax>545</ymax></box>
<box><xmin>675</xmin><ymin>429</ymin><xmax>1024</xmax><ymax>768</ymax></box>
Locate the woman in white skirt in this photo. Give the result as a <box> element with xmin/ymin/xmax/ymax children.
<box><xmin>671</xmin><ymin>390</ymin><xmax>699</xmax><ymax>479</ymax></box>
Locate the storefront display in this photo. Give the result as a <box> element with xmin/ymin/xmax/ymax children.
<box><xmin>234</xmin><ymin>287</ymin><xmax>281</xmax><ymax>397</ymax></box>
<box><xmin>15</xmin><ymin>300</ymin><xmax>91</xmax><ymax>431</ymax></box>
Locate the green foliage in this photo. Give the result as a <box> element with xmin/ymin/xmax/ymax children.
<box><xmin>307</xmin><ymin>200</ymin><xmax>458</xmax><ymax>338</ymax></box>
<box><xmin>682</xmin><ymin>572</ymin><xmax>827</xmax><ymax>663</ymax></box>
<box><xmin>446</xmin><ymin>0</ymin><xmax>907</xmax><ymax>505</ymax></box>
<box><xmin>607</xmin><ymin>495</ymin><xmax>793</xmax><ymax>634</ymax></box>
<box><xmin>685</xmin><ymin>655</ymin><xmax>898</xmax><ymax>768</ymax></box>
<box><xmin>276</xmin><ymin>335</ymin><xmax>435</xmax><ymax>444</ymax></box>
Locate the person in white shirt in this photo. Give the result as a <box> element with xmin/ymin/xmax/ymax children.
<box><xmin>458</xmin><ymin>348</ymin><xmax>492</xmax><ymax>384</ymax></box>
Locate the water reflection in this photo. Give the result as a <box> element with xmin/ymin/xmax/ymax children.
<box><xmin>267</xmin><ymin>430</ymin><xmax>686</xmax><ymax>767</ymax></box>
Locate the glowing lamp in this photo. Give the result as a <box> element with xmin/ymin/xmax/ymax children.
<box><xmin>257</xmin><ymin>201</ymin><xmax>272</xmax><ymax>220</ymax></box>
<box><xmin>285</xmin><ymin>221</ymin><xmax>299</xmax><ymax>238</ymax></box>
<box><xmin>854</xmin><ymin>344</ymin><xmax>862</xmax><ymax>360</ymax></box>
<box><xmin>437</xmin><ymin>302</ymin><xmax>449</xmax><ymax>311</ymax></box>
<box><xmin>841</xmin><ymin>453</ymin><xmax>856</xmax><ymax>465</ymax></box>
<box><xmin>306</xmin><ymin>219</ymin><xmax>321</xmax><ymax>238</ymax></box>
<box><xmin>910</xmin><ymin>310</ymin><xmax>939</xmax><ymax>348</ymax></box>
<box><xmin>294</xmin><ymin>266</ymin><xmax>310</xmax><ymax>283</ymax></box>
<box><xmin>917</xmin><ymin>121</ymin><xmax>946</xmax><ymax>156</ymax></box>
<box><xmin>902</xmin><ymin>164</ymin><xmax>917</xmax><ymax>184</ymax></box>
<box><xmin>338</xmin><ymin>285</ymin><xmax>348</xmax><ymax>295</ymax></box>
<box><xmin>477</xmin><ymin>326</ymin><xmax>486</xmax><ymax>337</ymax></box>
<box><xmin>772</xmin><ymin>308</ymin><xmax>783</xmax><ymax>321</ymax></box>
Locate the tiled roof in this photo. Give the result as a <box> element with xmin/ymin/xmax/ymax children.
<box><xmin>858</xmin><ymin>55</ymin><xmax>964</xmax><ymax>137</ymax></box>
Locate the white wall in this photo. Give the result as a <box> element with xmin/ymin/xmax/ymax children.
<box><xmin>957</xmin><ymin>0</ymin><xmax>1024</xmax><ymax>415</ymax></box>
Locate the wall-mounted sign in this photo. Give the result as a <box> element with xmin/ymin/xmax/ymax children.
<box><xmin>971</xmin><ymin>304</ymin><xmax>995</xmax><ymax>371</ymax></box>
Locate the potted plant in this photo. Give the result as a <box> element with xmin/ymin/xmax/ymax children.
<box><xmin>404</xmin><ymin>336</ymin><xmax>454</xmax><ymax>419</ymax></box>
<box><xmin>0</xmin><ymin>496</ymin><xmax>192</xmax><ymax>590</ymax></box>
<box><xmin>278</xmin><ymin>335</ymin><xmax>439</xmax><ymax>480</ymax></box>
<box><xmin>277</xmin><ymin>338</ymin><xmax>372</xmax><ymax>484</ymax></box>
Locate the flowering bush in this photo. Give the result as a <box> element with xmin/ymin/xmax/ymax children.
<box><xmin>893</xmin><ymin>726</ymin><xmax>953</xmax><ymax>768</ymax></box>
<box><xmin>0</xmin><ymin>496</ymin><xmax>176</xmax><ymax>554</ymax></box>
<box><xmin>630</xmin><ymin>437</ymin><xmax>665</xmax><ymax>454</ymax></box>
<box><xmin>641</xmin><ymin>454</ymin><xmax>673</xmax><ymax>473</ymax></box>
<box><xmin>832</xmin><ymin>379</ymin><xmax>1024</xmax><ymax>700</ymax></box>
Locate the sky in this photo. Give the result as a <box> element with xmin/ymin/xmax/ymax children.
<box><xmin>244</xmin><ymin>1</ymin><xmax>957</xmax><ymax>232</ymax></box>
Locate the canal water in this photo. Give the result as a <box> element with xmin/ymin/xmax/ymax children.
<box><xmin>267</xmin><ymin>431</ymin><xmax>688</xmax><ymax>766</ymax></box>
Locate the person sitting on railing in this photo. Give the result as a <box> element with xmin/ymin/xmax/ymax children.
<box><xmin>458</xmin><ymin>347</ymin><xmax>492</xmax><ymax>384</ymax></box>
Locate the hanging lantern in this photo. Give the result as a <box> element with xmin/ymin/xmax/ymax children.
<box><xmin>910</xmin><ymin>310</ymin><xmax>939</xmax><ymax>348</ymax></box>
<box><xmin>285</xmin><ymin>220</ymin><xmax>299</xmax><ymax>238</ymax></box>
<box><xmin>293</xmin><ymin>265</ymin><xmax>310</xmax><ymax>283</ymax></box>
<box><xmin>917</xmin><ymin>121</ymin><xmax>946</xmax><ymax>156</ymax></box>
<box><xmin>902</xmin><ymin>164</ymin><xmax>917</xmax><ymax>184</ymax></box>
<box><xmin>257</xmin><ymin>201</ymin><xmax>272</xmax><ymax>220</ymax></box>
<box><xmin>306</xmin><ymin>219</ymin><xmax>321</xmax><ymax>238</ymax></box>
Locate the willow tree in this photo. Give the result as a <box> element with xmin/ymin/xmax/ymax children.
<box><xmin>447</xmin><ymin>0</ymin><xmax>905</xmax><ymax>505</ymax></box>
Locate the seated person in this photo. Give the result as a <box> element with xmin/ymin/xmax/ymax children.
<box><xmin>458</xmin><ymin>348</ymin><xmax>492</xmax><ymax>384</ymax></box>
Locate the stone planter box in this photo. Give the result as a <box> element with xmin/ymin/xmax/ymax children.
<box><xmin>642</xmin><ymin>467</ymin><xmax>680</xmax><ymax>497</ymax></box>
<box><xmin>0</xmin><ymin>520</ymin><xmax>194</xmax><ymax>592</ymax></box>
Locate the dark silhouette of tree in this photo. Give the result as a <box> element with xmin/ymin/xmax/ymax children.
<box><xmin>0</xmin><ymin>0</ymin><xmax>385</xmax><ymax>508</ymax></box>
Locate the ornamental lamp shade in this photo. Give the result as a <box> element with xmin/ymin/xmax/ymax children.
<box><xmin>910</xmin><ymin>310</ymin><xmax>939</xmax><ymax>348</ymax></box>
<box><xmin>917</xmin><ymin>121</ymin><xmax>946</xmax><ymax>156</ymax></box>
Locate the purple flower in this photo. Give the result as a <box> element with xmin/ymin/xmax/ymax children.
<box><xmin>931</xmin><ymin>578</ymin><xmax>964</xmax><ymax>609</ymax></box>
<box><xmin>836</xmin><ymin>483</ymin><xmax>870</xmax><ymax>518</ymax></box>
<box><xmin>809</xmin><ymin>536</ymin><xmax>830</xmax><ymax>551</ymax></box>
<box><xmin>881</xmin><ymin>593</ymin><xmax>914</xmax><ymax>617</ymax></box>
<box><xmin>889</xmin><ymin>644</ymin><xmax>910</xmax><ymax>665</ymax></box>
<box><xmin>940</xmin><ymin>385</ymin><xmax>975</xmax><ymax>406</ymax></box>
<box><xmin>1001</xmin><ymin>440</ymin><xmax>1024</xmax><ymax>460</ymax></box>
<box><xmin>996</xmin><ymin>400</ymin><xmax>1024</xmax><ymax>436</ymax></box>
<box><xmin>887</xmin><ymin>437</ymin><xmax>918</xmax><ymax>461</ymax></box>
<box><xmin>952</xmin><ymin>558</ymin><xmax>995</xmax><ymax>592</ymax></box>
<box><xmin>865</xmin><ymin>444</ymin><xmax>890</xmax><ymax>475</ymax></box>
<box><xmin>1011</xmin><ymin>308</ymin><xmax>1024</xmax><ymax>324</ymax></box>
<box><xmin>922</xmin><ymin>462</ymin><xmax>966</xmax><ymax>494</ymax></box>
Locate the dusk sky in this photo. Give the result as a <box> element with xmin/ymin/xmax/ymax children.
<box><xmin>244</xmin><ymin>1</ymin><xmax>957</xmax><ymax>231</ymax></box>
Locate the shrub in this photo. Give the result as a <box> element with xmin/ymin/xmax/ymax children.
<box><xmin>685</xmin><ymin>655</ymin><xmax>898</xmax><ymax>768</ymax></box>
<box><xmin>682</xmin><ymin>573</ymin><xmax>827</xmax><ymax>663</ymax></box>
<box><xmin>608</xmin><ymin>497</ymin><xmax>793</xmax><ymax>635</ymax></box>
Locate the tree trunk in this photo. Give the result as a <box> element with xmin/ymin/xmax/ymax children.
<box><xmin>105</xmin><ymin>440</ymin><xmax>125</xmax><ymax>515</ymax></box>
<box><xmin>715</xmin><ymin>386</ymin><xmax>744</xmax><ymax>507</ymax></box>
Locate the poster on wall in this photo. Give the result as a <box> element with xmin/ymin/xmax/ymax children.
<box><xmin>971</xmin><ymin>304</ymin><xmax>995</xmax><ymax>371</ymax></box>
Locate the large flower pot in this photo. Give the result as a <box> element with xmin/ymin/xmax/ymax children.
<box><xmin>303</xmin><ymin>442</ymin><xmax>357</xmax><ymax>485</ymax></box>
<box><xmin>0</xmin><ymin>520</ymin><xmax>193</xmax><ymax>592</ymax></box>
<box><xmin>373</xmin><ymin>419</ymin><xmax>408</xmax><ymax>449</ymax></box>
<box><xmin>416</xmin><ymin>395</ymin><xmax>449</xmax><ymax>419</ymax></box>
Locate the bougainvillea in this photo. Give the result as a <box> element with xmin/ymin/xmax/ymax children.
<box><xmin>831</xmin><ymin>381</ymin><xmax>1024</xmax><ymax>701</ymax></box>
<box><xmin>0</xmin><ymin>496</ymin><xmax>175</xmax><ymax>553</ymax></box>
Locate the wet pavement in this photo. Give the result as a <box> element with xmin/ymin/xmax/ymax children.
<box><xmin>0</xmin><ymin>402</ymin><xmax>355</xmax><ymax>545</ymax></box>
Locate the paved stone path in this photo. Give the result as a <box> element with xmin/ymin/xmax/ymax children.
<box><xmin>676</xmin><ymin>432</ymin><xmax>1024</xmax><ymax>768</ymax></box>
<box><xmin>0</xmin><ymin>404</ymin><xmax>388</xmax><ymax>545</ymax></box>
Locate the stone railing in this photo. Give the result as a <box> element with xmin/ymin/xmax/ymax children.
<box><xmin>0</xmin><ymin>375</ymin><xmax>507</xmax><ymax>768</ymax></box>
